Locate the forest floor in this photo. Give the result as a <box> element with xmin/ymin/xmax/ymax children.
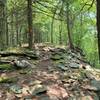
<box><xmin>0</xmin><ymin>44</ymin><xmax>100</xmax><ymax>100</ymax></box>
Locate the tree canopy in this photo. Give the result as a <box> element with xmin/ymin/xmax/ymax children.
<box><xmin>0</xmin><ymin>0</ymin><xmax>99</xmax><ymax>66</ymax></box>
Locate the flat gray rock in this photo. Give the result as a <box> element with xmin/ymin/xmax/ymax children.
<box><xmin>91</xmin><ymin>79</ymin><xmax>100</xmax><ymax>91</ymax></box>
<box><xmin>58</xmin><ymin>63</ymin><xmax>68</xmax><ymax>71</ymax></box>
<box><xmin>32</xmin><ymin>85</ymin><xmax>47</xmax><ymax>96</ymax></box>
<box><xmin>10</xmin><ymin>84</ymin><xmax>22</xmax><ymax>94</ymax></box>
<box><xmin>69</xmin><ymin>62</ymin><xmax>79</xmax><ymax>68</ymax></box>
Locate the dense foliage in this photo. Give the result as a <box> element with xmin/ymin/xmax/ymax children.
<box><xmin>0</xmin><ymin>0</ymin><xmax>99</xmax><ymax>67</ymax></box>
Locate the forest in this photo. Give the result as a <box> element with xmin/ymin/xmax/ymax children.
<box><xmin>0</xmin><ymin>0</ymin><xmax>100</xmax><ymax>100</ymax></box>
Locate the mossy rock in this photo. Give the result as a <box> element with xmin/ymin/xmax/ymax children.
<box><xmin>0</xmin><ymin>77</ymin><xmax>17</xmax><ymax>83</ymax></box>
<box><xmin>78</xmin><ymin>70</ymin><xmax>87</xmax><ymax>80</ymax></box>
<box><xmin>32</xmin><ymin>85</ymin><xmax>47</xmax><ymax>96</ymax></box>
<box><xmin>10</xmin><ymin>84</ymin><xmax>22</xmax><ymax>94</ymax></box>
<box><xmin>0</xmin><ymin>64</ymin><xmax>13</xmax><ymax>70</ymax></box>
<box><xmin>51</xmin><ymin>54</ymin><xmax>64</xmax><ymax>60</ymax></box>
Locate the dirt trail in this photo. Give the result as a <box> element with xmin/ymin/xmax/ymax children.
<box><xmin>0</xmin><ymin>46</ymin><xmax>100</xmax><ymax>100</ymax></box>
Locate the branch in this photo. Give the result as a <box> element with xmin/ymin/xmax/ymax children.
<box><xmin>88</xmin><ymin>0</ymin><xmax>95</xmax><ymax>10</ymax></box>
<box><xmin>34</xmin><ymin>10</ymin><xmax>63</xmax><ymax>21</ymax></box>
<box><xmin>32</xmin><ymin>5</ymin><xmax>63</xmax><ymax>21</ymax></box>
<box><xmin>35</xmin><ymin>0</ymin><xmax>56</xmax><ymax>10</ymax></box>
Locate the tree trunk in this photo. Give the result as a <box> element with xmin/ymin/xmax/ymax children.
<box><xmin>66</xmin><ymin>2</ymin><xmax>74</xmax><ymax>49</ymax></box>
<box><xmin>51</xmin><ymin>17</ymin><xmax>54</xmax><ymax>43</ymax></box>
<box><xmin>27</xmin><ymin>0</ymin><xmax>33</xmax><ymax>49</ymax></box>
<box><xmin>0</xmin><ymin>4</ymin><xmax>6</xmax><ymax>50</ymax></box>
<box><xmin>97</xmin><ymin>0</ymin><xmax>100</xmax><ymax>62</ymax></box>
<box><xmin>6</xmin><ymin>20</ymin><xmax>9</xmax><ymax>46</ymax></box>
<box><xmin>59</xmin><ymin>21</ymin><xmax>62</xmax><ymax>45</ymax></box>
<box><xmin>15</xmin><ymin>12</ymin><xmax>19</xmax><ymax>45</ymax></box>
<box><xmin>5</xmin><ymin>3</ymin><xmax>9</xmax><ymax>46</ymax></box>
<box><xmin>11</xmin><ymin>12</ymin><xmax>14</xmax><ymax>47</ymax></box>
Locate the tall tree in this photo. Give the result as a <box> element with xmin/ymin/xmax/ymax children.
<box><xmin>96</xmin><ymin>0</ymin><xmax>100</xmax><ymax>61</ymax></box>
<box><xmin>0</xmin><ymin>0</ymin><xmax>6</xmax><ymax>50</ymax></box>
<box><xmin>27</xmin><ymin>0</ymin><xmax>33</xmax><ymax>49</ymax></box>
<box><xmin>65</xmin><ymin>1</ymin><xmax>74</xmax><ymax>49</ymax></box>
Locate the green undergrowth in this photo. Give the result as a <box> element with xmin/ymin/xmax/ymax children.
<box><xmin>0</xmin><ymin>64</ymin><xmax>13</xmax><ymax>70</ymax></box>
<box><xmin>0</xmin><ymin>77</ymin><xmax>18</xmax><ymax>83</ymax></box>
<box><xmin>5</xmin><ymin>47</ymin><xmax>30</xmax><ymax>53</ymax></box>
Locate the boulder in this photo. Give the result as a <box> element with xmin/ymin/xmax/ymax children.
<box><xmin>90</xmin><ymin>79</ymin><xmax>100</xmax><ymax>91</ymax></box>
<box><xmin>10</xmin><ymin>85</ymin><xmax>22</xmax><ymax>94</ymax></box>
<box><xmin>11</xmin><ymin>59</ymin><xmax>32</xmax><ymax>69</ymax></box>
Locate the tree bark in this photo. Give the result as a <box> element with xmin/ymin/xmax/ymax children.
<box><xmin>6</xmin><ymin>22</ymin><xmax>9</xmax><ymax>46</ymax></box>
<box><xmin>11</xmin><ymin>12</ymin><xmax>14</xmax><ymax>46</ymax></box>
<box><xmin>27</xmin><ymin>0</ymin><xmax>33</xmax><ymax>49</ymax></box>
<box><xmin>0</xmin><ymin>4</ymin><xmax>6</xmax><ymax>50</ymax></box>
<box><xmin>66</xmin><ymin>2</ymin><xmax>74</xmax><ymax>49</ymax></box>
<box><xmin>15</xmin><ymin>12</ymin><xmax>19</xmax><ymax>45</ymax></box>
<box><xmin>59</xmin><ymin>21</ymin><xmax>62</xmax><ymax>45</ymax></box>
<box><xmin>51</xmin><ymin>16</ymin><xmax>54</xmax><ymax>43</ymax></box>
<box><xmin>97</xmin><ymin>0</ymin><xmax>100</xmax><ymax>62</ymax></box>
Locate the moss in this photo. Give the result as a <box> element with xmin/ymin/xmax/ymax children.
<box><xmin>77</xmin><ymin>69</ymin><xmax>87</xmax><ymax>81</ymax></box>
<box><xmin>6</xmin><ymin>47</ymin><xmax>24</xmax><ymax>52</ymax></box>
<box><xmin>0</xmin><ymin>64</ymin><xmax>13</xmax><ymax>70</ymax></box>
<box><xmin>0</xmin><ymin>77</ymin><xmax>17</xmax><ymax>83</ymax></box>
<box><xmin>6</xmin><ymin>47</ymin><xmax>34</xmax><ymax>53</ymax></box>
<box><xmin>54</xmin><ymin>59</ymin><xmax>65</xmax><ymax>63</ymax></box>
<box><xmin>51</xmin><ymin>54</ymin><xmax>64</xmax><ymax>60</ymax></box>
